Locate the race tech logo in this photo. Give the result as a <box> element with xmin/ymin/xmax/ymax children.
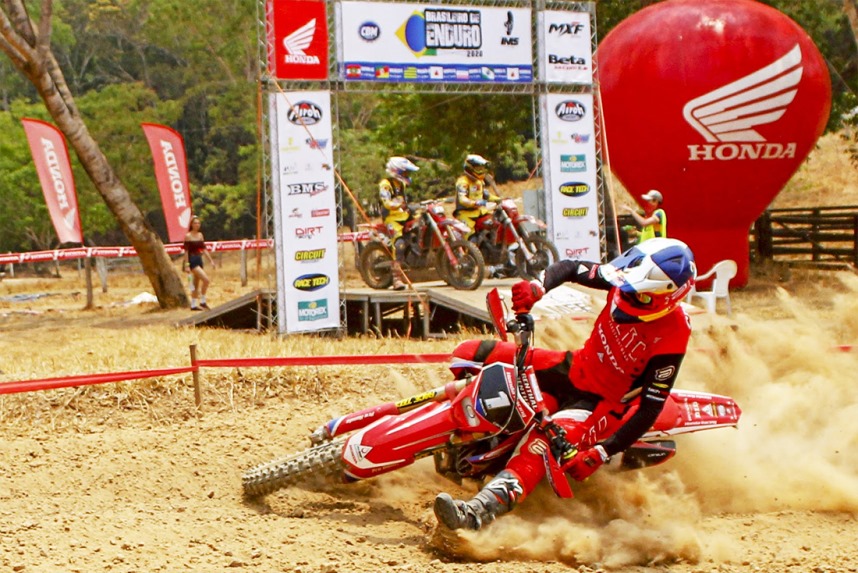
<box><xmin>683</xmin><ymin>44</ymin><xmax>802</xmax><ymax>161</ymax></box>
<box><xmin>283</xmin><ymin>19</ymin><xmax>320</xmax><ymax>65</ymax></box>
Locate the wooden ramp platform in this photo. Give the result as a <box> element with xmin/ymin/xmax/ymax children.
<box><xmin>176</xmin><ymin>279</ymin><xmax>596</xmax><ymax>338</ymax></box>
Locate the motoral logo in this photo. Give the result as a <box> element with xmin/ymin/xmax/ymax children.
<box><xmin>683</xmin><ymin>44</ymin><xmax>801</xmax><ymax>162</ymax></box>
<box><xmin>287</xmin><ymin>101</ymin><xmax>323</xmax><ymax>125</ymax></box>
<box><xmin>286</xmin><ymin>182</ymin><xmax>327</xmax><ymax>196</ymax></box>
<box><xmin>297</xmin><ymin>298</ymin><xmax>329</xmax><ymax>321</ymax></box>
<box><xmin>559</xmin><ymin>182</ymin><xmax>589</xmax><ymax>196</ymax></box>
<box><xmin>560</xmin><ymin>154</ymin><xmax>586</xmax><ymax>172</ymax></box>
<box><xmin>295</xmin><ymin>248</ymin><xmax>326</xmax><ymax>261</ymax></box>
<box><xmin>555</xmin><ymin>100</ymin><xmax>585</xmax><ymax>122</ymax></box>
<box><xmin>562</xmin><ymin>207</ymin><xmax>588</xmax><ymax>217</ymax></box>
<box><xmin>293</xmin><ymin>273</ymin><xmax>330</xmax><ymax>291</ymax></box>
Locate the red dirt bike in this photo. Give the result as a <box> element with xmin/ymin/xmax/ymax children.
<box><xmin>469</xmin><ymin>199</ymin><xmax>560</xmax><ymax>280</ymax></box>
<box><xmin>358</xmin><ymin>199</ymin><xmax>485</xmax><ymax>290</ymax></box>
<box><xmin>242</xmin><ymin>289</ymin><xmax>742</xmax><ymax>499</ymax></box>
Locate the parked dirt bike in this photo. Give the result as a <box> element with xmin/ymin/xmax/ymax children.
<box><xmin>242</xmin><ymin>288</ymin><xmax>742</xmax><ymax>500</ymax></box>
<box><xmin>469</xmin><ymin>199</ymin><xmax>559</xmax><ymax>280</ymax></box>
<box><xmin>358</xmin><ymin>199</ymin><xmax>486</xmax><ymax>290</ymax></box>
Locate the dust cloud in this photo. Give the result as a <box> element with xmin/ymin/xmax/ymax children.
<box><xmin>420</xmin><ymin>275</ymin><xmax>858</xmax><ymax>567</ymax></box>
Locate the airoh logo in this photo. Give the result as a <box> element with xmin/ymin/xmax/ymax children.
<box><xmin>287</xmin><ymin>101</ymin><xmax>323</xmax><ymax>125</ymax></box>
<box><xmin>683</xmin><ymin>44</ymin><xmax>802</xmax><ymax>162</ymax></box>
<box><xmin>283</xmin><ymin>19</ymin><xmax>321</xmax><ymax>65</ymax></box>
<box><xmin>555</xmin><ymin>100</ymin><xmax>585</xmax><ymax>122</ymax></box>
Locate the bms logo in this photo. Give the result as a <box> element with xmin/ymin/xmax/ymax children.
<box><xmin>683</xmin><ymin>44</ymin><xmax>802</xmax><ymax>161</ymax></box>
<box><xmin>282</xmin><ymin>19</ymin><xmax>320</xmax><ymax>65</ymax></box>
<box><xmin>397</xmin><ymin>9</ymin><xmax>482</xmax><ymax>56</ymax></box>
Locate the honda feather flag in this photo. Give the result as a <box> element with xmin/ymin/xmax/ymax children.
<box><xmin>21</xmin><ymin>118</ymin><xmax>83</xmax><ymax>244</ymax></box>
<box><xmin>141</xmin><ymin>123</ymin><xmax>193</xmax><ymax>243</ymax></box>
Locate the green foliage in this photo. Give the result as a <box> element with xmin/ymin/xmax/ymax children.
<box><xmin>1</xmin><ymin>0</ymin><xmax>857</xmax><ymax>253</ymax></box>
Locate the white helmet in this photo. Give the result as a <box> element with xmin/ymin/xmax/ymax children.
<box><xmin>599</xmin><ymin>238</ymin><xmax>696</xmax><ymax>322</ymax></box>
<box><xmin>386</xmin><ymin>156</ymin><xmax>419</xmax><ymax>185</ymax></box>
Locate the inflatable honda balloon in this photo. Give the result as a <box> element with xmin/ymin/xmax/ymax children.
<box><xmin>599</xmin><ymin>0</ymin><xmax>831</xmax><ymax>286</ymax></box>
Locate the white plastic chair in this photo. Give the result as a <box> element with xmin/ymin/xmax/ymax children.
<box><xmin>687</xmin><ymin>259</ymin><xmax>738</xmax><ymax>315</ymax></box>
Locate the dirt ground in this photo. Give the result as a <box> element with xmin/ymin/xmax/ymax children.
<box><xmin>1</xmin><ymin>258</ymin><xmax>858</xmax><ymax>573</ymax></box>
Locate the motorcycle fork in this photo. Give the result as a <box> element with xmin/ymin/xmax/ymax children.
<box><xmin>432</xmin><ymin>219</ymin><xmax>461</xmax><ymax>267</ymax></box>
<box><xmin>500</xmin><ymin>211</ymin><xmax>532</xmax><ymax>263</ymax></box>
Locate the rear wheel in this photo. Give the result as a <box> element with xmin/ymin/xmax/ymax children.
<box><xmin>359</xmin><ymin>242</ymin><xmax>394</xmax><ymax>289</ymax></box>
<box><xmin>516</xmin><ymin>237</ymin><xmax>559</xmax><ymax>280</ymax></box>
<box><xmin>242</xmin><ymin>440</ymin><xmax>347</xmax><ymax>497</ymax></box>
<box><xmin>437</xmin><ymin>240</ymin><xmax>485</xmax><ymax>290</ymax></box>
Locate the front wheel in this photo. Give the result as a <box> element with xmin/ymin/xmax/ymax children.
<box><xmin>515</xmin><ymin>236</ymin><xmax>560</xmax><ymax>280</ymax></box>
<box><xmin>242</xmin><ymin>439</ymin><xmax>347</xmax><ymax>497</ymax></box>
<box><xmin>358</xmin><ymin>241</ymin><xmax>394</xmax><ymax>289</ymax></box>
<box><xmin>436</xmin><ymin>240</ymin><xmax>485</xmax><ymax>290</ymax></box>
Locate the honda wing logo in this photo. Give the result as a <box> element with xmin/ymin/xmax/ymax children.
<box><xmin>283</xmin><ymin>19</ymin><xmax>320</xmax><ymax>65</ymax></box>
<box><xmin>683</xmin><ymin>45</ymin><xmax>802</xmax><ymax>161</ymax></box>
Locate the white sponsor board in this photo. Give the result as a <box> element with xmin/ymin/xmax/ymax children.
<box><xmin>540</xmin><ymin>93</ymin><xmax>601</xmax><ymax>261</ymax></box>
<box><xmin>538</xmin><ymin>10</ymin><xmax>593</xmax><ymax>84</ymax></box>
<box><xmin>337</xmin><ymin>1</ymin><xmax>532</xmax><ymax>83</ymax></box>
<box><xmin>269</xmin><ymin>91</ymin><xmax>341</xmax><ymax>333</ymax></box>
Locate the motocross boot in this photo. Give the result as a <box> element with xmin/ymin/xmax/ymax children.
<box><xmin>433</xmin><ymin>470</ymin><xmax>523</xmax><ymax>531</ymax></box>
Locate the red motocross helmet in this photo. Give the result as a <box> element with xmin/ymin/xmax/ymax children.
<box><xmin>599</xmin><ymin>238</ymin><xmax>696</xmax><ymax>322</ymax></box>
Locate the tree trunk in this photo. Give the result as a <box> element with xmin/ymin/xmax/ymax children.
<box><xmin>0</xmin><ymin>1</ymin><xmax>187</xmax><ymax>309</ymax></box>
<box><xmin>845</xmin><ymin>0</ymin><xmax>858</xmax><ymax>54</ymax></box>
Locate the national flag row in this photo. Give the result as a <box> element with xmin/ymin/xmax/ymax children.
<box><xmin>20</xmin><ymin>119</ymin><xmax>193</xmax><ymax>246</ymax></box>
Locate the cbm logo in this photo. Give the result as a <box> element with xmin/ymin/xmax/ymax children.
<box><xmin>359</xmin><ymin>22</ymin><xmax>380</xmax><ymax>41</ymax></box>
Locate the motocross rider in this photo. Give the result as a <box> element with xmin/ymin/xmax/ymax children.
<box><xmin>454</xmin><ymin>154</ymin><xmax>501</xmax><ymax>239</ymax></box>
<box><xmin>379</xmin><ymin>156</ymin><xmax>419</xmax><ymax>291</ymax></box>
<box><xmin>434</xmin><ymin>237</ymin><xmax>696</xmax><ymax>531</ymax></box>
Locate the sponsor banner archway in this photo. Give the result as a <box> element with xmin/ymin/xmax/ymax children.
<box><xmin>21</xmin><ymin>118</ymin><xmax>83</xmax><ymax>244</ymax></box>
<box><xmin>141</xmin><ymin>123</ymin><xmax>193</xmax><ymax>243</ymax></box>
<box><xmin>269</xmin><ymin>90</ymin><xmax>340</xmax><ymax>334</ymax></box>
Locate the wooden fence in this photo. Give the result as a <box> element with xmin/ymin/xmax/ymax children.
<box><xmin>753</xmin><ymin>205</ymin><xmax>858</xmax><ymax>267</ymax></box>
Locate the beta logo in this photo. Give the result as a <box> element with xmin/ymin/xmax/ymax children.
<box><xmin>559</xmin><ymin>182</ymin><xmax>589</xmax><ymax>196</ymax></box>
<box><xmin>294</xmin><ymin>248</ymin><xmax>326</xmax><ymax>262</ymax></box>
<box><xmin>562</xmin><ymin>207</ymin><xmax>588</xmax><ymax>217</ymax></box>
<box><xmin>555</xmin><ymin>100</ymin><xmax>585</xmax><ymax>122</ymax></box>
<box><xmin>297</xmin><ymin>298</ymin><xmax>329</xmax><ymax>321</ymax></box>
<box><xmin>359</xmin><ymin>22</ymin><xmax>380</xmax><ymax>42</ymax></box>
<box><xmin>548</xmin><ymin>54</ymin><xmax>586</xmax><ymax>66</ymax></box>
<box><xmin>287</xmin><ymin>101</ymin><xmax>323</xmax><ymax>125</ymax></box>
<box><xmin>293</xmin><ymin>273</ymin><xmax>330</xmax><ymax>291</ymax></box>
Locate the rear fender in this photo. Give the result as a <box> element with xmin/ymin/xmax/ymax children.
<box><xmin>648</xmin><ymin>389</ymin><xmax>742</xmax><ymax>437</ymax></box>
<box><xmin>341</xmin><ymin>402</ymin><xmax>455</xmax><ymax>480</ymax></box>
